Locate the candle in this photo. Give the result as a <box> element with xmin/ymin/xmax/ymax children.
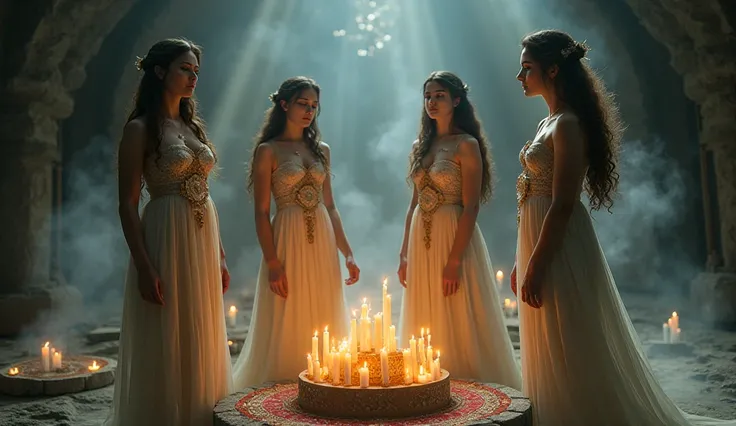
<box><xmin>418</xmin><ymin>332</ymin><xmax>426</xmax><ymax>369</ymax></box>
<box><xmin>52</xmin><ymin>351</ymin><xmax>62</xmax><ymax>370</ymax></box>
<box><xmin>344</xmin><ymin>352</ymin><xmax>352</xmax><ymax>386</ymax></box>
<box><xmin>671</xmin><ymin>312</ymin><xmax>679</xmax><ymax>331</ymax></box>
<box><xmin>313</xmin><ymin>359</ymin><xmax>322</xmax><ymax>382</ymax></box>
<box><xmin>433</xmin><ymin>358</ymin><xmax>441</xmax><ymax>381</ymax></box>
<box><xmin>351</xmin><ymin>311</ymin><xmax>358</xmax><ymax>357</ymax></box>
<box><xmin>436</xmin><ymin>350</ymin><xmax>441</xmax><ymax>379</ymax></box>
<box><xmin>374</xmin><ymin>313</ymin><xmax>383</xmax><ymax>353</ymax></box>
<box><xmin>332</xmin><ymin>350</ymin><xmax>341</xmax><ymax>385</ymax></box>
<box><xmin>312</xmin><ymin>331</ymin><xmax>319</xmax><ymax>361</ymax></box>
<box><xmin>426</xmin><ymin>345</ymin><xmax>433</xmax><ymax>366</ymax></box>
<box><xmin>361</xmin><ymin>298</ymin><xmax>368</xmax><ymax>319</ymax></box>
<box><xmin>227</xmin><ymin>305</ymin><xmax>238</xmax><ymax>328</ymax></box>
<box><xmin>380</xmin><ymin>347</ymin><xmax>389</xmax><ymax>386</ymax></box>
<box><xmin>88</xmin><ymin>360</ymin><xmax>100</xmax><ymax>372</ymax></box>
<box><xmin>417</xmin><ymin>365</ymin><xmax>428</xmax><ymax>384</ymax></box>
<box><xmin>426</xmin><ymin>329</ymin><xmax>431</xmax><ymax>348</ymax></box>
<box><xmin>504</xmin><ymin>298</ymin><xmax>511</xmax><ymax>317</ymax></box>
<box><xmin>496</xmin><ymin>270</ymin><xmax>504</xmax><ymax>285</ymax></box>
<box><xmin>404</xmin><ymin>367</ymin><xmax>412</xmax><ymax>385</ymax></box>
<box><xmin>41</xmin><ymin>342</ymin><xmax>51</xmax><ymax>372</ymax></box>
<box><xmin>662</xmin><ymin>323</ymin><xmax>670</xmax><ymax>343</ymax></box>
<box><xmin>323</xmin><ymin>326</ymin><xmax>330</xmax><ymax>362</ymax></box>
<box><xmin>402</xmin><ymin>348</ymin><xmax>413</xmax><ymax>383</ymax></box>
<box><xmin>383</xmin><ymin>279</ymin><xmax>392</xmax><ymax>345</ymax></box>
<box><xmin>388</xmin><ymin>325</ymin><xmax>396</xmax><ymax>352</ymax></box>
<box><xmin>409</xmin><ymin>335</ymin><xmax>418</xmax><ymax>381</ymax></box>
<box><xmin>361</xmin><ymin>318</ymin><xmax>371</xmax><ymax>352</ymax></box>
<box><xmin>8</xmin><ymin>367</ymin><xmax>18</xmax><ymax>376</ymax></box>
<box><xmin>307</xmin><ymin>354</ymin><xmax>314</xmax><ymax>377</ymax></box>
<box><xmin>359</xmin><ymin>362</ymin><xmax>369</xmax><ymax>388</ymax></box>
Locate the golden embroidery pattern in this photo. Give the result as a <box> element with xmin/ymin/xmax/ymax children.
<box><xmin>418</xmin><ymin>172</ymin><xmax>445</xmax><ymax>249</ymax></box>
<box><xmin>516</xmin><ymin>140</ymin><xmax>533</xmax><ymax>226</ymax></box>
<box><xmin>294</xmin><ymin>170</ymin><xmax>321</xmax><ymax>243</ymax></box>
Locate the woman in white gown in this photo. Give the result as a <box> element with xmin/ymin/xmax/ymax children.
<box><xmin>513</xmin><ymin>29</ymin><xmax>735</xmax><ymax>426</ymax></box>
<box><xmin>106</xmin><ymin>38</ymin><xmax>232</xmax><ymax>426</ymax></box>
<box><xmin>397</xmin><ymin>71</ymin><xmax>521</xmax><ymax>388</ymax></box>
<box><xmin>232</xmin><ymin>76</ymin><xmax>360</xmax><ymax>388</ymax></box>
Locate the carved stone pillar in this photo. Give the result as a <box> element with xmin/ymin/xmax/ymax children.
<box><xmin>0</xmin><ymin>93</ymin><xmax>82</xmax><ymax>335</ymax></box>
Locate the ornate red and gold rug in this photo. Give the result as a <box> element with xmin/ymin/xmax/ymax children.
<box><xmin>234</xmin><ymin>380</ymin><xmax>512</xmax><ymax>425</ymax></box>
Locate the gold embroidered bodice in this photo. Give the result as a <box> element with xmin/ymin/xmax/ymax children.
<box><xmin>145</xmin><ymin>144</ymin><xmax>216</xmax><ymax>227</ymax></box>
<box><xmin>516</xmin><ymin>140</ymin><xmax>554</xmax><ymax>223</ymax></box>
<box><xmin>272</xmin><ymin>161</ymin><xmax>326</xmax><ymax>243</ymax></box>
<box><xmin>412</xmin><ymin>160</ymin><xmax>463</xmax><ymax>249</ymax></box>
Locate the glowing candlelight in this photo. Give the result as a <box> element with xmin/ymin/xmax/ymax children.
<box><xmin>52</xmin><ymin>351</ymin><xmax>62</xmax><ymax>369</ymax></box>
<box><xmin>8</xmin><ymin>367</ymin><xmax>18</xmax><ymax>376</ymax></box>
<box><xmin>41</xmin><ymin>342</ymin><xmax>51</xmax><ymax>372</ymax></box>
<box><xmin>227</xmin><ymin>305</ymin><xmax>238</xmax><ymax>328</ymax></box>
<box><xmin>88</xmin><ymin>360</ymin><xmax>100</xmax><ymax>372</ymax></box>
<box><xmin>496</xmin><ymin>270</ymin><xmax>504</xmax><ymax>287</ymax></box>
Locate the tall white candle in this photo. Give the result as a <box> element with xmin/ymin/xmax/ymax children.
<box><xmin>52</xmin><ymin>351</ymin><xmax>62</xmax><ymax>370</ymax></box>
<box><xmin>388</xmin><ymin>325</ymin><xmax>396</xmax><ymax>352</ymax></box>
<box><xmin>359</xmin><ymin>362</ymin><xmax>369</xmax><ymax>388</ymax></box>
<box><xmin>332</xmin><ymin>350</ymin><xmax>341</xmax><ymax>385</ymax></box>
<box><xmin>427</xmin><ymin>329</ymin><xmax>431</xmax><ymax>348</ymax></box>
<box><xmin>383</xmin><ymin>279</ymin><xmax>391</xmax><ymax>344</ymax></box>
<box><xmin>380</xmin><ymin>347</ymin><xmax>390</xmax><ymax>386</ymax></box>
<box><xmin>351</xmin><ymin>311</ymin><xmax>358</xmax><ymax>357</ymax></box>
<box><xmin>307</xmin><ymin>354</ymin><xmax>313</xmax><ymax>377</ymax></box>
<box><xmin>323</xmin><ymin>326</ymin><xmax>330</xmax><ymax>362</ymax></box>
<box><xmin>402</xmin><ymin>348</ymin><xmax>413</xmax><ymax>382</ymax></box>
<box><xmin>418</xmin><ymin>333</ymin><xmax>426</xmax><ymax>369</ymax></box>
<box><xmin>662</xmin><ymin>323</ymin><xmax>671</xmax><ymax>343</ymax></box>
<box><xmin>426</xmin><ymin>345</ymin><xmax>433</xmax><ymax>366</ymax></box>
<box><xmin>409</xmin><ymin>335</ymin><xmax>418</xmax><ymax>381</ymax></box>
<box><xmin>227</xmin><ymin>305</ymin><xmax>238</xmax><ymax>328</ymax></box>
<box><xmin>404</xmin><ymin>367</ymin><xmax>413</xmax><ymax>385</ymax></box>
<box><xmin>361</xmin><ymin>298</ymin><xmax>368</xmax><ymax>319</ymax></box>
<box><xmin>374</xmin><ymin>313</ymin><xmax>383</xmax><ymax>353</ymax></box>
<box><xmin>312</xmin><ymin>331</ymin><xmax>319</xmax><ymax>360</ymax></box>
<box><xmin>432</xmin><ymin>358</ymin><xmax>441</xmax><ymax>381</ymax></box>
<box><xmin>671</xmin><ymin>312</ymin><xmax>679</xmax><ymax>331</ymax></box>
<box><xmin>41</xmin><ymin>342</ymin><xmax>51</xmax><ymax>372</ymax></box>
<box><xmin>436</xmin><ymin>351</ymin><xmax>441</xmax><ymax>378</ymax></box>
<box><xmin>344</xmin><ymin>352</ymin><xmax>352</xmax><ymax>386</ymax></box>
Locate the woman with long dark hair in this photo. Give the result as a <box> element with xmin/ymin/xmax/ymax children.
<box><xmin>397</xmin><ymin>71</ymin><xmax>521</xmax><ymax>387</ymax></box>
<box><xmin>514</xmin><ymin>29</ymin><xmax>735</xmax><ymax>425</ymax></box>
<box><xmin>106</xmin><ymin>38</ymin><xmax>232</xmax><ymax>426</ymax></box>
<box><xmin>232</xmin><ymin>76</ymin><xmax>359</xmax><ymax>388</ymax></box>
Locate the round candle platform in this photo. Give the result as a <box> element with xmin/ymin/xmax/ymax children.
<box><xmin>0</xmin><ymin>356</ymin><xmax>115</xmax><ymax>396</ymax></box>
<box><xmin>298</xmin><ymin>369</ymin><xmax>451</xmax><ymax>419</ymax></box>
<box><xmin>214</xmin><ymin>378</ymin><xmax>531</xmax><ymax>425</ymax></box>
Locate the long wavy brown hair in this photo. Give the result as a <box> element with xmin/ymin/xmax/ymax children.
<box><xmin>126</xmin><ymin>38</ymin><xmax>215</xmax><ymax>165</ymax></box>
<box><xmin>246</xmin><ymin>76</ymin><xmax>327</xmax><ymax>193</ymax></box>
<box><xmin>522</xmin><ymin>30</ymin><xmax>623</xmax><ymax>211</ymax></box>
<box><xmin>409</xmin><ymin>71</ymin><xmax>494</xmax><ymax>203</ymax></box>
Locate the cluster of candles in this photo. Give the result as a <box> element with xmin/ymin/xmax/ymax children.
<box><xmin>503</xmin><ymin>298</ymin><xmax>518</xmax><ymax>317</ymax></box>
<box><xmin>305</xmin><ymin>278</ymin><xmax>442</xmax><ymax>387</ymax></box>
<box><xmin>662</xmin><ymin>311</ymin><xmax>682</xmax><ymax>343</ymax></box>
<box><xmin>40</xmin><ymin>341</ymin><xmax>63</xmax><ymax>372</ymax></box>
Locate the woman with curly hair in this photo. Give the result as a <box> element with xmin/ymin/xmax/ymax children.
<box><xmin>513</xmin><ymin>29</ymin><xmax>735</xmax><ymax>426</ymax></box>
<box><xmin>232</xmin><ymin>76</ymin><xmax>359</xmax><ymax>388</ymax></box>
<box><xmin>397</xmin><ymin>71</ymin><xmax>521</xmax><ymax>387</ymax></box>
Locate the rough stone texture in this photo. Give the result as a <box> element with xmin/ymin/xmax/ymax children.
<box><xmin>691</xmin><ymin>272</ymin><xmax>736</xmax><ymax>327</ymax></box>
<box><xmin>0</xmin><ymin>356</ymin><xmax>116</xmax><ymax>397</ymax></box>
<box><xmin>0</xmin><ymin>0</ymin><xmax>136</xmax><ymax>335</ymax></box>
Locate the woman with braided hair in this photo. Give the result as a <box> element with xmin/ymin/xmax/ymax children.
<box><xmin>232</xmin><ymin>76</ymin><xmax>359</xmax><ymax>388</ymax></box>
<box><xmin>397</xmin><ymin>71</ymin><xmax>521</xmax><ymax>387</ymax></box>
<box><xmin>513</xmin><ymin>29</ymin><xmax>735</xmax><ymax>425</ymax></box>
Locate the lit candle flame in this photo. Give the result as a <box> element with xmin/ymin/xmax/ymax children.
<box><xmin>421</xmin><ymin>327</ymin><xmax>425</xmax><ymax>337</ymax></box>
<box><xmin>228</xmin><ymin>340</ymin><xmax>233</xmax><ymax>346</ymax></box>
<box><xmin>504</xmin><ymin>298</ymin><xmax>511</xmax><ymax>307</ymax></box>
<box><xmin>437</xmin><ymin>350</ymin><xmax>440</xmax><ymax>358</ymax></box>
<box><xmin>8</xmin><ymin>367</ymin><xmax>18</xmax><ymax>376</ymax></box>
<box><xmin>383</xmin><ymin>277</ymin><xmax>388</xmax><ymax>286</ymax></box>
<box><xmin>672</xmin><ymin>312</ymin><xmax>678</xmax><ymax>318</ymax></box>
<box><xmin>324</xmin><ymin>326</ymin><xmax>328</xmax><ymax>332</ymax></box>
<box><xmin>352</xmin><ymin>309</ymin><xmax>356</xmax><ymax>318</ymax></box>
<box><xmin>363</xmin><ymin>297</ymin><xmax>367</xmax><ymax>304</ymax></box>
<box><xmin>88</xmin><ymin>360</ymin><xmax>100</xmax><ymax>371</ymax></box>
<box><xmin>229</xmin><ymin>305</ymin><xmax>237</xmax><ymax>313</ymax></box>
<box><xmin>496</xmin><ymin>270</ymin><xmax>504</xmax><ymax>281</ymax></box>
<box><xmin>44</xmin><ymin>342</ymin><xmax>49</xmax><ymax>348</ymax></box>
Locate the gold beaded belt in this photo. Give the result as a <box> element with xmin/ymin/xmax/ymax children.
<box><xmin>147</xmin><ymin>173</ymin><xmax>209</xmax><ymax>228</ymax></box>
<box><xmin>417</xmin><ymin>173</ymin><xmax>445</xmax><ymax>250</ymax></box>
<box><xmin>275</xmin><ymin>173</ymin><xmax>322</xmax><ymax>244</ymax></box>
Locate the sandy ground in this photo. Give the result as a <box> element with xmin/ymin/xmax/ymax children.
<box><xmin>0</xmin><ymin>291</ymin><xmax>735</xmax><ymax>425</ymax></box>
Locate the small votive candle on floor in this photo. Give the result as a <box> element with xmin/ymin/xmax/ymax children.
<box><xmin>8</xmin><ymin>367</ymin><xmax>18</xmax><ymax>376</ymax></box>
<box><xmin>88</xmin><ymin>361</ymin><xmax>100</xmax><ymax>372</ymax></box>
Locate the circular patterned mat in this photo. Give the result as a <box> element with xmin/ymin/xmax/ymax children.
<box><xmin>234</xmin><ymin>380</ymin><xmax>511</xmax><ymax>425</ymax></box>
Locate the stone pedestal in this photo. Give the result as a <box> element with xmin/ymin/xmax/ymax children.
<box><xmin>691</xmin><ymin>272</ymin><xmax>736</xmax><ymax>329</ymax></box>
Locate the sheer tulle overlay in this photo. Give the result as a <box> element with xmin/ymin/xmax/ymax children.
<box><xmin>105</xmin><ymin>145</ymin><xmax>233</xmax><ymax>426</ymax></box>
<box><xmin>232</xmin><ymin>162</ymin><xmax>348</xmax><ymax>388</ymax></box>
<box><xmin>517</xmin><ymin>140</ymin><xmax>735</xmax><ymax>426</ymax></box>
<box><xmin>400</xmin><ymin>145</ymin><xmax>522</xmax><ymax>388</ymax></box>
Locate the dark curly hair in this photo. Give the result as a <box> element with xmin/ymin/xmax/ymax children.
<box><xmin>126</xmin><ymin>38</ymin><xmax>215</xmax><ymax>165</ymax></box>
<box><xmin>409</xmin><ymin>71</ymin><xmax>494</xmax><ymax>203</ymax></box>
<box><xmin>522</xmin><ymin>30</ymin><xmax>623</xmax><ymax>211</ymax></box>
<box><xmin>246</xmin><ymin>76</ymin><xmax>326</xmax><ymax>193</ymax></box>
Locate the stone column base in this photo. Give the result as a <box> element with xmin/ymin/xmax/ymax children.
<box><xmin>690</xmin><ymin>272</ymin><xmax>736</xmax><ymax>329</ymax></box>
<box><xmin>0</xmin><ymin>285</ymin><xmax>83</xmax><ymax>336</ymax></box>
